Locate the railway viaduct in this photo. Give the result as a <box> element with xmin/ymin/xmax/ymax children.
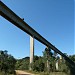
<box><xmin>0</xmin><ymin>1</ymin><xmax>75</xmax><ymax>74</ymax></box>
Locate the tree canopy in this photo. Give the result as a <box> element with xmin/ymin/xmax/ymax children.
<box><xmin>0</xmin><ymin>50</ymin><xmax>16</xmax><ymax>75</ymax></box>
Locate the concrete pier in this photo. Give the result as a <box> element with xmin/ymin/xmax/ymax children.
<box><xmin>30</xmin><ymin>36</ymin><xmax>34</xmax><ymax>70</ymax></box>
<box><xmin>56</xmin><ymin>60</ymin><xmax>58</xmax><ymax>70</ymax></box>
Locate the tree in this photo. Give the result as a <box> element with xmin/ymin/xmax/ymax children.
<box><xmin>31</xmin><ymin>56</ymin><xmax>45</xmax><ymax>72</ymax></box>
<box><xmin>65</xmin><ymin>55</ymin><xmax>75</xmax><ymax>75</ymax></box>
<box><xmin>0</xmin><ymin>50</ymin><xmax>16</xmax><ymax>75</ymax></box>
<box><xmin>15</xmin><ymin>57</ymin><xmax>29</xmax><ymax>70</ymax></box>
<box><xmin>43</xmin><ymin>47</ymin><xmax>55</xmax><ymax>72</ymax></box>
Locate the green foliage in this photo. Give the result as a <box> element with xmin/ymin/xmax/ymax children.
<box><xmin>15</xmin><ymin>57</ymin><xmax>29</xmax><ymax>70</ymax></box>
<box><xmin>0</xmin><ymin>50</ymin><xmax>16</xmax><ymax>75</ymax></box>
<box><xmin>15</xmin><ymin>47</ymin><xmax>75</xmax><ymax>75</ymax></box>
<box><xmin>43</xmin><ymin>48</ymin><xmax>56</xmax><ymax>72</ymax></box>
<box><xmin>69</xmin><ymin>55</ymin><xmax>75</xmax><ymax>62</ymax></box>
<box><xmin>31</xmin><ymin>56</ymin><xmax>45</xmax><ymax>72</ymax></box>
<box><xmin>65</xmin><ymin>55</ymin><xmax>75</xmax><ymax>75</ymax></box>
<box><xmin>58</xmin><ymin>61</ymin><xmax>68</xmax><ymax>73</ymax></box>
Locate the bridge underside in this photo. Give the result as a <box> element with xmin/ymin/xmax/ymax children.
<box><xmin>0</xmin><ymin>1</ymin><xmax>75</xmax><ymax>71</ymax></box>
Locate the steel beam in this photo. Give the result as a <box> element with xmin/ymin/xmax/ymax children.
<box><xmin>0</xmin><ymin>1</ymin><xmax>75</xmax><ymax>69</ymax></box>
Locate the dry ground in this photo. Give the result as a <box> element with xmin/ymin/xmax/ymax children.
<box><xmin>15</xmin><ymin>70</ymin><xmax>34</xmax><ymax>75</ymax></box>
<box><xmin>15</xmin><ymin>70</ymin><xmax>67</xmax><ymax>75</ymax></box>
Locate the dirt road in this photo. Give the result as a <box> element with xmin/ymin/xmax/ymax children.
<box><xmin>16</xmin><ymin>70</ymin><xmax>34</xmax><ymax>75</ymax></box>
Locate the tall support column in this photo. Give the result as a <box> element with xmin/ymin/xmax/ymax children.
<box><xmin>56</xmin><ymin>60</ymin><xmax>58</xmax><ymax>71</ymax></box>
<box><xmin>30</xmin><ymin>36</ymin><xmax>34</xmax><ymax>70</ymax></box>
<box><xmin>46</xmin><ymin>46</ymin><xmax>50</xmax><ymax>73</ymax></box>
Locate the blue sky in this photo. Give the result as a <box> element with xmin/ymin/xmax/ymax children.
<box><xmin>0</xmin><ymin>0</ymin><xmax>74</xmax><ymax>59</ymax></box>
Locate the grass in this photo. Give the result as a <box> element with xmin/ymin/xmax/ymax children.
<box><xmin>36</xmin><ymin>72</ymin><xmax>67</xmax><ymax>75</ymax></box>
<box><xmin>0</xmin><ymin>72</ymin><xmax>14</xmax><ymax>75</ymax></box>
<box><xmin>0</xmin><ymin>71</ymin><xmax>15</xmax><ymax>75</ymax></box>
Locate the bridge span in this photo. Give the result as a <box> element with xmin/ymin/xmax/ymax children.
<box><xmin>0</xmin><ymin>1</ymin><xmax>75</xmax><ymax>72</ymax></box>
